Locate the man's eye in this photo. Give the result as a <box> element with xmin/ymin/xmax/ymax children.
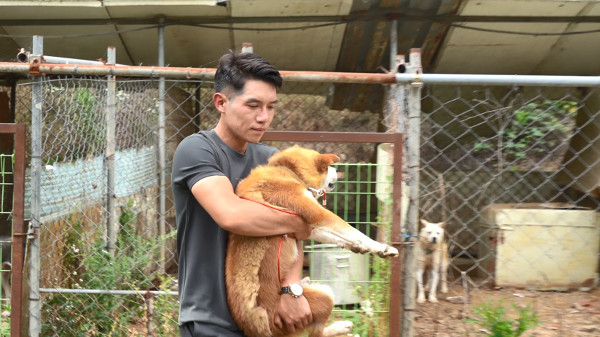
<box><xmin>248</xmin><ymin>105</ymin><xmax>259</xmax><ymax>109</ymax></box>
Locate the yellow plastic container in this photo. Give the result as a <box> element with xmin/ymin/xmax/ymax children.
<box><xmin>480</xmin><ymin>203</ymin><xmax>599</xmax><ymax>290</ymax></box>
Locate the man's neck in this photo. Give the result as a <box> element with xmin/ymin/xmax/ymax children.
<box><xmin>214</xmin><ymin>124</ymin><xmax>248</xmax><ymax>154</ymax></box>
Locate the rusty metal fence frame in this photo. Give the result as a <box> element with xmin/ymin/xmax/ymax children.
<box><xmin>1</xmin><ymin>44</ymin><xmax>600</xmax><ymax>336</ymax></box>
<box><xmin>262</xmin><ymin>131</ymin><xmax>404</xmax><ymax>336</ymax></box>
<box><xmin>0</xmin><ymin>123</ymin><xmax>26</xmax><ymax>337</ymax></box>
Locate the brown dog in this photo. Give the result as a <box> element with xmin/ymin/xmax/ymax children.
<box><xmin>226</xmin><ymin>146</ymin><xmax>399</xmax><ymax>337</ymax></box>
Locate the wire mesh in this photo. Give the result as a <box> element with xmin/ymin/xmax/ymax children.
<box><xmin>3</xmin><ymin>71</ymin><xmax>600</xmax><ymax>336</ymax></box>
<box><xmin>415</xmin><ymin>84</ymin><xmax>600</xmax><ymax>335</ymax></box>
<box><xmin>9</xmin><ymin>76</ymin><xmax>392</xmax><ymax>336</ymax></box>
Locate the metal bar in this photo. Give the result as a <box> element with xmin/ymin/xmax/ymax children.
<box><xmin>389</xmin><ymin>133</ymin><xmax>403</xmax><ymax>337</ymax></box>
<box><xmin>402</xmin><ymin>49</ymin><xmax>424</xmax><ymax>337</ymax></box>
<box><xmin>261</xmin><ymin>131</ymin><xmax>399</xmax><ymax>143</ymax></box>
<box><xmin>390</xmin><ymin>21</ymin><xmax>398</xmax><ymax>73</ymax></box>
<box><xmin>0</xmin><ymin>123</ymin><xmax>26</xmax><ymax>337</ymax></box>
<box><xmin>39</xmin><ymin>288</ymin><xmax>177</xmax><ymax>296</ymax></box>
<box><xmin>29</xmin><ymin>34</ymin><xmax>43</xmax><ymax>337</ymax></box>
<box><xmin>42</xmin><ymin>56</ymin><xmax>108</xmax><ymax>66</ymax></box>
<box><xmin>1</xmin><ymin>14</ymin><xmax>600</xmax><ymax>26</ymax></box>
<box><xmin>395</xmin><ymin>73</ymin><xmax>600</xmax><ymax>87</ymax></box>
<box><xmin>1</xmin><ymin>62</ymin><xmax>599</xmax><ymax>87</ymax></box>
<box><xmin>157</xmin><ymin>21</ymin><xmax>167</xmax><ymax>275</ymax></box>
<box><xmin>106</xmin><ymin>47</ymin><xmax>117</xmax><ymax>257</ymax></box>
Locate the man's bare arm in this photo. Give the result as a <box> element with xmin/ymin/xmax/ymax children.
<box><xmin>191</xmin><ymin>175</ymin><xmax>311</xmax><ymax>238</ymax></box>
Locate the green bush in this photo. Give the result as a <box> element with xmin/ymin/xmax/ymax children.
<box><xmin>42</xmin><ymin>200</ymin><xmax>160</xmax><ymax>336</ymax></box>
<box><xmin>152</xmin><ymin>274</ymin><xmax>179</xmax><ymax>336</ymax></box>
<box><xmin>467</xmin><ymin>299</ymin><xmax>540</xmax><ymax>337</ymax></box>
<box><xmin>474</xmin><ymin>99</ymin><xmax>577</xmax><ymax>168</ymax></box>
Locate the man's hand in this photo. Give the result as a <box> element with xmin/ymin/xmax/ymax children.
<box><xmin>273</xmin><ymin>294</ymin><xmax>313</xmax><ymax>333</ymax></box>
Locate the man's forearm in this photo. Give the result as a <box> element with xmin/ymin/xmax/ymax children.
<box><xmin>282</xmin><ymin>241</ymin><xmax>305</xmax><ymax>285</ymax></box>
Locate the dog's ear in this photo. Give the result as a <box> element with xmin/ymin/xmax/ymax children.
<box><xmin>438</xmin><ymin>222</ymin><xmax>446</xmax><ymax>229</ymax></box>
<box><xmin>315</xmin><ymin>154</ymin><xmax>340</xmax><ymax>173</ymax></box>
<box><xmin>420</xmin><ymin>219</ymin><xmax>429</xmax><ymax>227</ymax></box>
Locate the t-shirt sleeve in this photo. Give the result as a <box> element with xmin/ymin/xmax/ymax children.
<box><xmin>172</xmin><ymin>135</ymin><xmax>224</xmax><ymax>191</ymax></box>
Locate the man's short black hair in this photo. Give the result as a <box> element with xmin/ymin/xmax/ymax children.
<box><xmin>214</xmin><ymin>51</ymin><xmax>283</xmax><ymax>95</ymax></box>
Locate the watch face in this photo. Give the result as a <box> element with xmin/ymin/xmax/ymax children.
<box><xmin>290</xmin><ymin>283</ymin><xmax>303</xmax><ymax>296</ymax></box>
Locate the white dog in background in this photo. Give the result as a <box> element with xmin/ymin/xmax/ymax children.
<box><xmin>415</xmin><ymin>219</ymin><xmax>449</xmax><ymax>303</ymax></box>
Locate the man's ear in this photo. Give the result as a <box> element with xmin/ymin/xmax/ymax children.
<box><xmin>213</xmin><ymin>92</ymin><xmax>227</xmax><ymax>113</ymax></box>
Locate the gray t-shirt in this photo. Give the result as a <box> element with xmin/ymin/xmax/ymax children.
<box><xmin>171</xmin><ymin>130</ymin><xmax>278</xmax><ymax>336</ymax></box>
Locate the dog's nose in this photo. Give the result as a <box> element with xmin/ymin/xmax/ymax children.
<box><xmin>431</xmin><ymin>237</ymin><xmax>437</xmax><ymax>244</ymax></box>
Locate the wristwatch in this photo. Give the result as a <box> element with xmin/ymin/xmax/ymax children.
<box><xmin>281</xmin><ymin>282</ymin><xmax>303</xmax><ymax>298</ymax></box>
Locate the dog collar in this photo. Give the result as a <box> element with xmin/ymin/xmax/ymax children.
<box><xmin>425</xmin><ymin>248</ymin><xmax>434</xmax><ymax>255</ymax></box>
<box><xmin>308</xmin><ymin>187</ymin><xmax>327</xmax><ymax>206</ymax></box>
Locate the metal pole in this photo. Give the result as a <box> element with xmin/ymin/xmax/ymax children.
<box><xmin>28</xmin><ymin>34</ymin><xmax>43</xmax><ymax>337</ymax></box>
<box><xmin>386</xmin><ymin>19</ymin><xmax>404</xmax><ymax>337</ymax></box>
<box><xmin>402</xmin><ymin>48</ymin><xmax>423</xmax><ymax>337</ymax></box>
<box><xmin>106</xmin><ymin>47</ymin><xmax>117</xmax><ymax>256</ymax></box>
<box><xmin>2</xmin><ymin>62</ymin><xmax>600</xmax><ymax>86</ymax></box>
<box><xmin>10</xmin><ymin>123</ymin><xmax>25</xmax><ymax>337</ymax></box>
<box><xmin>157</xmin><ymin>19</ymin><xmax>167</xmax><ymax>274</ymax></box>
<box><xmin>389</xmin><ymin>21</ymin><xmax>398</xmax><ymax>73</ymax></box>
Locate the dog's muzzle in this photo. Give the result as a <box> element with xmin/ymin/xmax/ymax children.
<box><xmin>326</xmin><ymin>167</ymin><xmax>337</xmax><ymax>191</ymax></box>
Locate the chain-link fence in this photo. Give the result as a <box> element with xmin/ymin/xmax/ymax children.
<box><xmin>7</xmin><ymin>71</ymin><xmax>399</xmax><ymax>336</ymax></box>
<box><xmin>1</xmin><ymin>58</ymin><xmax>600</xmax><ymax>337</ymax></box>
<box><xmin>419</xmin><ymin>85</ymin><xmax>600</xmax><ymax>286</ymax></box>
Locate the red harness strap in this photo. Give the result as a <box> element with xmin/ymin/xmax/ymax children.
<box><xmin>239</xmin><ymin>196</ymin><xmax>299</xmax><ymax>284</ymax></box>
<box><xmin>240</xmin><ymin>196</ymin><xmax>300</xmax><ymax>216</ymax></box>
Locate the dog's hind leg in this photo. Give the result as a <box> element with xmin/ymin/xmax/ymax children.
<box><xmin>440</xmin><ymin>252</ymin><xmax>449</xmax><ymax>294</ymax></box>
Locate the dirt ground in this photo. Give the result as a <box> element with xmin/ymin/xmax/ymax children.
<box><xmin>412</xmin><ymin>285</ymin><xmax>600</xmax><ymax>337</ymax></box>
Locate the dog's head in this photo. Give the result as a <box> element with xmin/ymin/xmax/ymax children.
<box><xmin>419</xmin><ymin>219</ymin><xmax>445</xmax><ymax>245</ymax></box>
<box><xmin>267</xmin><ymin>145</ymin><xmax>340</xmax><ymax>192</ymax></box>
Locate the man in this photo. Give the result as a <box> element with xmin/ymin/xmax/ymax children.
<box><xmin>172</xmin><ymin>51</ymin><xmax>313</xmax><ymax>337</ymax></box>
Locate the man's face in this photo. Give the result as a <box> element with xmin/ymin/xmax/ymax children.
<box><xmin>214</xmin><ymin>79</ymin><xmax>278</xmax><ymax>151</ymax></box>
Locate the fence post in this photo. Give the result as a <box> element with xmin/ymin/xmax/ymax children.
<box><xmin>387</xmin><ymin>55</ymin><xmax>405</xmax><ymax>337</ymax></box>
<box><xmin>401</xmin><ymin>48</ymin><xmax>423</xmax><ymax>337</ymax></box>
<box><xmin>28</xmin><ymin>34</ymin><xmax>44</xmax><ymax>337</ymax></box>
<box><xmin>106</xmin><ymin>47</ymin><xmax>117</xmax><ymax>256</ymax></box>
<box><xmin>157</xmin><ymin>20</ymin><xmax>167</xmax><ymax>274</ymax></box>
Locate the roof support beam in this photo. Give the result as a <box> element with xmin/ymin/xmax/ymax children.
<box><xmin>1</xmin><ymin>14</ymin><xmax>600</xmax><ymax>26</ymax></box>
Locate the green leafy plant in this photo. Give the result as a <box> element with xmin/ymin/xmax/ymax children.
<box><xmin>42</xmin><ymin>200</ymin><xmax>160</xmax><ymax>336</ymax></box>
<box><xmin>475</xmin><ymin>100</ymin><xmax>577</xmax><ymax>168</ymax></box>
<box><xmin>152</xmin><ymin>274</ymin><xmax>179</xmax><ymax>336</ymax></box>
<box><xmin>467</xmin><ymin>299</ymin><xmax>540</xmax><ymax>337</ymax></box>
<box><xmin>0</xmin><ymin>302</ymin><xmax>10</xmax><ymax>336</ymax></box>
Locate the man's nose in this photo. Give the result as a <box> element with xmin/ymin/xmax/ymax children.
<box><xmin>256</xmin><ymin>107</ymin><xmax>270</xmax><ymax>122</ymax></box>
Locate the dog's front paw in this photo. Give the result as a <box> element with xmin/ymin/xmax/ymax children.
<box><xmin>323</xmin><ymin>320</ymin><xmax>353</xmax><ymax>336</ymax></box>
<box><xmin>376</xmin><ymin>245</ymin><xmax>399</xmax><ymax>258</ymax></box>
<box><xmin>441</xmin><ymin>285</ymin><xmax>448</xmax><ymax>293</ymax></box>
<box><xmin>428</xmin><ymin>296</ymin><xmax>438</xmax><ymax>303</ymax></box>
<box><xmin>417</xmin><ymin>295</ymin><xmax>426</xmax><ymax>304</ymax></box>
